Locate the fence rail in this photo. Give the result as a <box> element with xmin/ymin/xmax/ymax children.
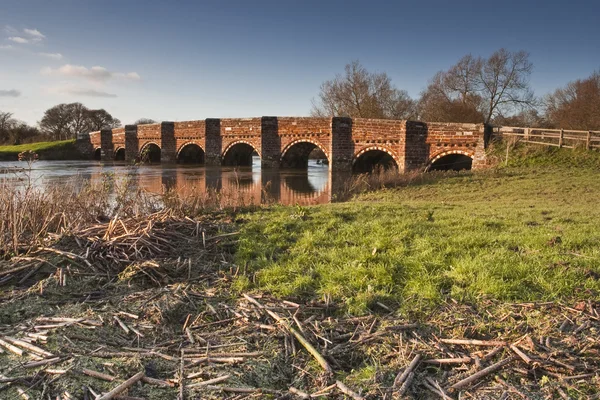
<box><xmin>494</xmin><ymin>127</ymin><xmax>600</xmax><ymax>150</ymax></box>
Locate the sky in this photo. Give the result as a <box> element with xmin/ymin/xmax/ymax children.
<box><xmin>0</xmin><ymin>0</ymin><xmax>599</xmax><ymax>126</ymax></box>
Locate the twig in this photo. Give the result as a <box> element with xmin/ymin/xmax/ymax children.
<box><xmin>187</xmin><ymin>375</ymin><xmax>230</xmax><ymax>388</ymax></box>
<box><xmin>440</xmin><ymin>338</ymin><xmax>507</xmax><ymax>347</ymax></box>
<box><xmin>264</xmin><ymin>308</ymin><xmax>333</xmax><ymax>374</ymax></box>
<box><xmin>97</xmin><ymin>371</ymin><xmax>145</xmax><ymax>400</ymax></box>
<box><xmin>336</xmin><ymin>380</ymin><xmax>364</xmax><ymax>400</ymax></box>
<box><xmin>450</xmin><ymin>356</ymin><xmax>515</xmax><ymax>390</ymax></box>
<box><xmin>393</xmin><ymin>353</ymin><xmax>421</xmax><ymax>389</ymax></box>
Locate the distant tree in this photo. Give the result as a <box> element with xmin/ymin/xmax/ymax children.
<box><xmin>0</xmin><ymin>111</ymin><xmax>16</xmax><ymax>143</ymax></box>
<box><xmin>0</xmin><ymin>111</ymin><xmax>41</xmax><ymax>144</ymax></box>
<box><xmin>134</xmin><ymin>118</ymin><xmax>157</xmax><ymax>125</ymax></box>
<box><xmin>418</xmin><ymin>49</ymin><xmax>535</xmax><ymax>124</ymax></box>
<box><xmin>87</xmin><ymin>109</ymin><xmax>121</xmax><ymax>131</ymax></box>
<box><xmin>8</xmin><ymin>122</ymin><xmax>40</xmax><ymax>144</ymax></box>
<box><xmin>39</xmin><ymin>103</ymin><xmax>77</xmax><ymax>140</ymax></box>
<box><xmin>311</xmin><ymin>60</ymin><xmax>416</xmax><ymax>119</ymax></box>
<box><xmin>479</xmin><ymin>49</ymin><xmax>535</xmax><ymax>124</ymax></box>
<box><xmin>493</xmin><ymin>109</ymin><xmax>552</xmax><ymax>128</ymax></box>
<box><xmin>545</xmin><ymin>70</ymin><xmax>600</xmax><ymax>130</ymax></box>
<box><xmin>39</xmin><ymin>103</ymin><xmax>121</xmax><ymax>140</ymax></box>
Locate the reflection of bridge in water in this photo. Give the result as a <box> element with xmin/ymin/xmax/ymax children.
<box><xmin>83</xmin><ymin>160</ymin><xmax>342</xmax><ymax>206</ymax></box>
<box><xmin>139</xmin><ymin>165</ymin><xmax>338</xmax><ymax>206</ymax></box>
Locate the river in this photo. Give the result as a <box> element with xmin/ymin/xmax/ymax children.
<box><xmin>0</xmin><ymin>157</ymin><xmax>340</xmax><ymax>205</ymax></box>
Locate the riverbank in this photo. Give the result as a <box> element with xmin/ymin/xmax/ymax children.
<box><xmin>0</xmin><ymin>145</ymin><xmax>599</xmax><ymax>398</ymax></box>
<box><xmin>0</xmin><ymin>139</ymin><xmax>82</xmax><ymax>161</ymax></box>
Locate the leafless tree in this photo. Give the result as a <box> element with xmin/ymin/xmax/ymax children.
<box><xmin>545</xmin><ymin>70</ymin><xmax>600</xmax><ymax>130</ymax></box>
<box><xmin>478</xmin><ymin>49</ymin><xmax>535</xmax><ymax>124</ymax></box>
<box><xmin>0</xmin><ymin>111</ymin><xmax>41</xmax><ymax>144</ymax></box>
<box><xmin>311</xmin><ymin>60</ymin><xmax>416</xmax><ymax>119</ymax></box>
<box><xmin>39</xmin><ymin>103</ymin><xmax>121</xmax><ymax>140</ymax></box>
<box><xmin>418</xmin><ymin>49</ymin><xmax>535</xmax><ymax>124</ymax></box>
<box><xmin>133</xmin><ymin>118</ymin><xmax>157</xmax><ymax>125</ymax></box>
<box><xmin>87</xmin><ymin>109</ymin><xmax>121</xmax><ymax>131</ymax></box>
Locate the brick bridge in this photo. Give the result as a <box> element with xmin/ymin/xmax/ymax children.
<box><xmin>80</xmin><ymin>117</ymin><xmax>490</xmax><ymax>172</ymax></box>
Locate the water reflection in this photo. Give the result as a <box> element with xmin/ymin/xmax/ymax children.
<box><xmin>0</xmin><ymin>157</ymin><xmax>339</xmax><ymax>205</ymax></box>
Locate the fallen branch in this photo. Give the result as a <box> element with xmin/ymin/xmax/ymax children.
<box><xmin>450</xmin><ymin>356</ymin><xmax>516</xmax><ymax>390</ymax></box>
<box><xmin>336</xmin><ymin>380</ymin><xmax>364</xmax><ymax>400</ymax></box>
<box><xmin>97</xmin><ymin>371</ymin><xmax>145</xmax><ymax>400</ymax></box>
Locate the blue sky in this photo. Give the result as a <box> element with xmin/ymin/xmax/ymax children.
<box><xmin>1</xmin><ymin>0</ymin><xmax>599</xmax><ymax>125</ymax></box>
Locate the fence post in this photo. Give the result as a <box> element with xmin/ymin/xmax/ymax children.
<box><xmin>559</xmin><ymin>129</ymin><xmax>564</xmax><ymax>148</ymax></box>
<box><xmin>587</xmin><ymin>131</ymin><xmax>592</xmax><ymax>150</ymax></box>
<box><xmin>524</xmin><ymin>128</ymin><xmax>530</xmax><ymax>141</ymax></box>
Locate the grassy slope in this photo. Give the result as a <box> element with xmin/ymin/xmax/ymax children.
<box><xmin>0</xmin><ymin>139</ymin><xmax>80</xmax><ymax>160</ymax></box>
<box><xmin>236</xmin><ymin>146</ymin><xmax>600</xmax><ymax>314</ymax></box>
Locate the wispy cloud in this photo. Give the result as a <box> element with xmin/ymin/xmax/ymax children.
<box><xmin>4</xmin><ymin>25</ymin><xmax>19</xmax><ymax>35</ymax></box>
<box><xmin>24</xmin><ymin>28</ymin><xmax>45</xmax><ymax>41</ymax></box>
<box><xmin>45</xmin><ymin>83</ymin><xmax>117</xmax><ymax>98</ymax></box>
<box><xmin>39</xmin><ymin>52</ymin><xmax>63</xmax><ymax>60</ymax></box>
<box><xmin>0</xmin><ymin>89</ymin><xmax>21</xmax><ymax>97</ymax></box>
<box><xmin>42</xmin><ymin>64</ymin><xmax>141</xmax><ymax>82</ymax></box>
<box><xmin>68</xmin><ymin>88</ymin><xmax>118</xmax><ymax>98</ymax></box>
<box><xmin>0</xmin><ymin>44</ymin><xmax>13</xmax><ymax>50</ymax></box>
<box><xmin>4</xmin><ymin>27</ymin><xmax>46</xmax><ymax>45</ymax></box>
<box><xmin>9</xmin><ymin>36</ymin><xmax>29</xmax><ymax>44</ymax></box>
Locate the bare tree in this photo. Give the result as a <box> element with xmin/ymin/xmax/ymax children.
<box><xmin>40</xmin><ymin>104</ymin><xmax>73</xmax><ymax>140</ymax></box>
<box><xmin>545</xmin><ymin>70</ymin><xmax>600</xmax><ymax>130</ymax></box>
<box><xmin>133</xmin><ymin>118</ymin><xmax>157</xmax><ymax>125</ymax></box>
<box><xmin>0</xmin><ymin>111</ymin><xmax>16</xmax><ymax>143</ymax></box>
<box><xmin>311</xmin><ymin>60</ymin><xmax>416</xmax><ymax>119</ymax></box>
<box><xmin>39</xmin><ymin>103</ymin><xmax>121</xmax><ymax>140</ymax></box>
<box><xmin>478</xmin><ymin>49</ymin><xmax>535</xmax><ymax>124</ymax></box>
<box><xmin>87</xmin><ymin>109</ymin><xmax>121</xmax><ymax>131</ymax></box>
<box><xmin>418</xmin><ymin>49</ymin><xmax>535</xmax><ymax>124</ymax></box>
<box><xmin>0</xmin><ymin>111</ymin><xmax>41</xmax><ymax>144</ymax></box>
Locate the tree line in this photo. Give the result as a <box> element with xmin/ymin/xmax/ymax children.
<box><xmin>0</xmin><ymin>103</ymin><xmax>155</xmax><ymax>145</ymax></box>
<box><xmin>312</xmin><ymin>49</ymin><xmax>600</xmax><ymax>130</ymax></box>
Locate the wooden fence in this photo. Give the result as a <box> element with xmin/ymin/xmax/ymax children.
<box><xmin>494</xmin><ymin>127</ymin><xmax>600</xmax><ymax>150</ymax></box>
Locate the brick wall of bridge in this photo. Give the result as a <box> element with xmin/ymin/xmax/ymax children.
<box><xmin>82</xmin><ymin>117</ymin><xmax>489</xmax><ymax>171</ymax></box>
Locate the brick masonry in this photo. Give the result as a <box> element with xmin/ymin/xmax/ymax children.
<box><xmin>83</xmin><ymin>117</ymin><xmax>489</xmax><ymax>170</ymax></box>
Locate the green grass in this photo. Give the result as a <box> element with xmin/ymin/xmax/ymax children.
<box><xmin>0</xmin><ymin>139</ymin><xmax>81</xmax><ymax>160</ymax></box>
<box><xmin>235</xmin><ymin>145</ymin><xmax>600</xmax><ymax>314</ymax></box>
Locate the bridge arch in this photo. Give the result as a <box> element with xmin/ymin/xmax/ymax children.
<box><xmin>427</xmin><ymin>150</ymin><xmax>473</xmax><ymax>171</ymax></box>
<box><xmin>114</xmin><ymin>147</ymin><xmax>125</xmax><ymax>161</ymax></box>
<box><xmin>353</xmin><ymin>146</ymin><xmax>400</xmax><ymax>173</ymax></box>
<box><xmin>280</xmin><ymin>139</ymin><xmax>330</xmax><ymax>169</ymax></box>
<box><xmin>140</xmin><ymin>142</ymin><xmax>162</xmax><ymax>163</ymax></box>
<box><xmin>177</xmin><ymin>142</ymin><xmax>205</xmax><ymax>164</ymax></box>
<box><xmin>222</xmin><ymin>140</ymin><xmax>260</xmax><ymax>166</ymax></box>
<box><xmin>93</xmin><ymin>148</ymin><xmax>102</xmax><ymax>161</ymax></box>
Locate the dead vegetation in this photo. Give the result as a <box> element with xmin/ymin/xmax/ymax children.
<box><xmin>1</xmin><ymin>157</ymin><xmax>599</xmax><ymax>399</ymax></box>
<box><xmin>0</xmin><ymin>210</ymin><xmax>598</xmax><ymax>399</ymax></box>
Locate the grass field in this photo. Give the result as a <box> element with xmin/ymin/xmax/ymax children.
<box><xmin>236</xmin><ymin>145</ymin><xmax>600</xmax><ymax>314</ymax></box>
<box><xmin>0</xmin><ymin>139</ymin><xmax>80</xmax><ymax>160</ymax></box>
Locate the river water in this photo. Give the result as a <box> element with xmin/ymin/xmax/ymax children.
<box><xmin>0</xmin><ymin>157</ymin><xmax>338</xmax><ymax>205</ymax></box>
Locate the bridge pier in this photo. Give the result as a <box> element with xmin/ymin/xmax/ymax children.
<box><xmin>261</xmin><ymin>116</ymin><xmax>280</xmax><ymax>169</ymax></box>
<box><xmin>329</xmin><ymin>117</ymin><xmax>354</xmax><ymax>171</ymax></box>
<box><xmin>100</xmin><ymin>129</ymin><xmax>114</xmax><ymax>161</ymax></box>
<box><xmin>125</xmin><ymin>125</ymin><xmax>139</xmax><ymax>163</ymax></box>
<box><xmin>160</xmin><ymin>122</ymin><xmax>176</xmax><ymax>163</ymax></box>
<box><xmin>205</xmin><ymin>118</ymin><xmax>222</xmax><ymax>166</ymax></box>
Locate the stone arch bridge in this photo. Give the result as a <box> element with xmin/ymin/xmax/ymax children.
<box><xmin>80</xmin><ymin>117</ymin><xmax>490</xmax><ymax>172</ymax></box>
